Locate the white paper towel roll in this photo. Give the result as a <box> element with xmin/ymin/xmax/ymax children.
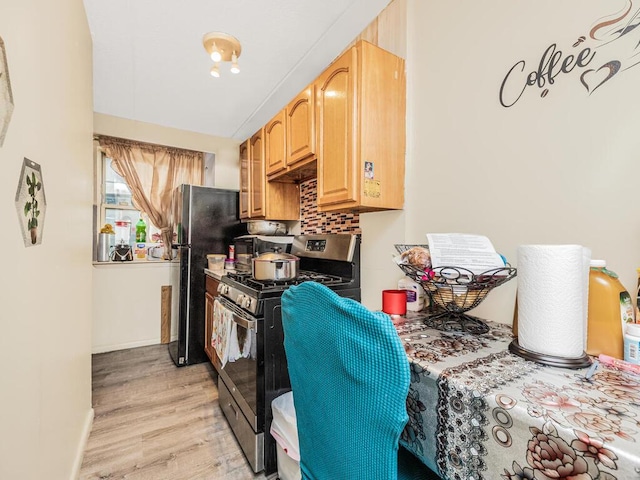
<box><xmin>517</xmin><ymin>245</ymin><xmax>591</xmax><ymax>358</ymax></box>
<box><xmin>581</xmin><ymin>248</ymin><xmax>592</xmax><ymax>349</ymax></box>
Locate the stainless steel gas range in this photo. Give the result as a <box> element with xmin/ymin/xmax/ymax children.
<box><xmin>211</xmin><ymin>234</ymin><xmax>361</xmax><ymax>475</ymax></box>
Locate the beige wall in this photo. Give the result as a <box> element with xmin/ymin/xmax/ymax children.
<box><xmin>0</xmin><ymin>1</ymin><xmax>94</xmax><ymax>479</ymax></box>
<box><xmin>92</xmin><ymin>263</ymin><xmax>174</xmax><ymax>353</ymax></box>
<box><xmin>363</xmin><ymin>0</ymin><xmax>640</xmax><ymax>324</ymax></box>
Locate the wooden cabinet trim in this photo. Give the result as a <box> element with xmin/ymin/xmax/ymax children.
<box><xmin>205</xmin><ymin>275</ymin><xmax>220</xmax><ymax>294</ymax></box>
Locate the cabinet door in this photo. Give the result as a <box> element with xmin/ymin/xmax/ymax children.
<box><xmin>247</xmin><ymin>127</ymin><xmax>300</xmax><ymax>221</ymax></box>
<box><xmin>204</xmin><ymin>291</ymin><xmax>215</xmax><ymax>362</ymax></box>
<box><xmin>204</xmin><ymin>275</ymin><xmax>220</xmax><ymax>364</ymax></box>
<box><xmin>249</xmin><ymin>129</ymin><xmax>266</xmax><ymax>218</ymax></box>
<box><xmin>265</xmin><ymin>110</ymin><xmax>286</xmax><ymax>176</ymax></box>
<box><xmin>239</xmin><ymin>140</ymin><xmax>250</xmax><ymax>219</ymax></box>
<box><xmin>315</xmin><ymin>47</ymin><xmax>357</xmax><ymax>208</ymax></box>
<box><xmin>287</xmin><ymin>85</ymin><xmax>315</xmax><ymax>166</ymax></box>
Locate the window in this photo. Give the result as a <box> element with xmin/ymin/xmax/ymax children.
<box><xmin>99</xmin><ymin>154</ymin><xmax>160</xmax><ymax>246</ymax></box>
<box><xmin>93</xmin><ymin>135</ymin><xmax>207</xmax><ymax>262</ymax></box>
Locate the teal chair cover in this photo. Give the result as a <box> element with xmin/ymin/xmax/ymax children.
<box><xmin>281</xmin><ymin>282</ymin><xmax>440</xmax><ymax>480</ymax></box>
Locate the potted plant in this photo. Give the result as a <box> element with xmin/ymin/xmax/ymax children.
<box><xmin>23</xmin><ymin>171</ymin><xmax>41</xmax><ymax>244</ymax></box>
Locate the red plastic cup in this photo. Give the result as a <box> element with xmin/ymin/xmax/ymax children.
<box><xmin>382</xmin><ymin>290</ymin><xmax>407</xmax><ymax>315</ymax></box>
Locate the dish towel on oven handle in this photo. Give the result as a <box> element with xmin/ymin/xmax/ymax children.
<box><xmin>228</xmin><ymin>321</ymin><xmax>252</xmax><ymax>362</ymax></box>
<box><xmin>212</xmin><ymin>299</ymin><xmax>232</xmax><ymax>368</ymax></box>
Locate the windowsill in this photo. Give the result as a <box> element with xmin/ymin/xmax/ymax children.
<box><xmin>93</xmin><ymin>259</ymin><xmax>178</xmax><ymax>267</ymax></box>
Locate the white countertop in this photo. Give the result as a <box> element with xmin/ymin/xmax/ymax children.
<box><xmin>204</xmin><ymin>268</ymin><xmax>226</xmax><ymax>280</ymax></box>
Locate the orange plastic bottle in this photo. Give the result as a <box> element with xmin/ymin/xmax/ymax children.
<box><xmin>586</xmin><ymin>260</ymin><xmax>634</xmax><ymax>359</ymax></box>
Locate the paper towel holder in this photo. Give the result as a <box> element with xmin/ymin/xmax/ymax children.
<box><xmin>509</xmin><ymin>338</ymin><xmax>592</xmax><ymax>369</ymax></box>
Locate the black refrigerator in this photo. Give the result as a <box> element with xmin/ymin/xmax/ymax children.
<box><xmin>169</xmin><ymin>185</ymin><xmax>247</xmax><ymax>367</ymax></box>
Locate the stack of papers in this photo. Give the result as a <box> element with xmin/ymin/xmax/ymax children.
<box><xmin>426</xmin><ymin>233</ymin><xmax>505</xmax><ymax>275</ymax></box>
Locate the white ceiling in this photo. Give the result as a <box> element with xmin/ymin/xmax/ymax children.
<box><xmin>83</xmin><ymin>0</ymin><xmax>391</xmax><ymax>141</ymax></box>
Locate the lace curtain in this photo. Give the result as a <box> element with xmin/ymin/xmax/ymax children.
<box><xmin>97</xmin><ymin>135</ymin><xmax>203</xmax><ymax>259</ymax></box>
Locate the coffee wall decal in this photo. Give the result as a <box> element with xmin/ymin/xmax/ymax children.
<box><xmin>500</xmin><ymin>0</ymin><xmax>640</xmax><ymax>107</ymax></box>
<box><xmin>580</xmin><ymin>60</ymin><xmax>621</xmax><ymax>94</ymax></box>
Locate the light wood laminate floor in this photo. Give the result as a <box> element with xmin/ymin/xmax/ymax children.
<box><xmin>80</xmin><ymin>344</ymin><xmax>270</xmax><ymax>480</ymax></box>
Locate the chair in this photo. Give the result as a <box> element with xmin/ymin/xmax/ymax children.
<box><xmin>280</xmin><ymin>282</ymin><xmax>441</xmax><ymax>480</ymax></box>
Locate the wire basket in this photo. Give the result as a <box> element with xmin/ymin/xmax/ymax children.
<box><xmin>395</xmin><ymin>245</ymin><xmax>517</xmax><ymax>334</ymax></box>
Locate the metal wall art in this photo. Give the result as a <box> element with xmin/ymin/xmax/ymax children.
<box><xmin>15</xmin><ymin>158</ymin><xmax>47</xmax><ymax>247</ymax></box>
<box><xmin>0</xmin><ymin>35</ymin><xmax>13</xmax><ymax>147</ymax></box>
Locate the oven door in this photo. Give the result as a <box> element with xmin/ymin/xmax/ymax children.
<box><xmin>213</xmin><ymin>297</ymin><xmax>259</xmax><ymax>431</ymax></box>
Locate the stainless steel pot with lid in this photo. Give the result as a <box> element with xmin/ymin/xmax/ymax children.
<box><xmin>252</xmin><ymin>252</ymin><xmax>299</xmax><ymax>281</ymax></box>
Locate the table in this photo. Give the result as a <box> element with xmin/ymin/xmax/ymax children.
<box><xmin>394</xmin><ymin>311</ymin><xmax>640</xmax><ymax>480</ymax></box>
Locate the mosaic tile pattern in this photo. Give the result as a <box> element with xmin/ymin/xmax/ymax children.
<box><xmin>300</xmin><ymin>178</ymin><xmax>361</xmax><ymax>234</ymax></box>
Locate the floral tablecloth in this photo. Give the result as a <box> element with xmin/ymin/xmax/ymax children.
<box><xmin>395</xmin><ymin>312</ymin><xmax>640</xmax><ymax>480</ymax></box>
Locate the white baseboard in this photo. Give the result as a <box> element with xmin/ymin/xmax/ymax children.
<box><xmin>70</xmin><ymin>407</ymin><xmax>94</xmax><ymax>480</ymax></box>
<box><xmin>92</xmin><ymin>338</ymin><xmax>160</xmax><ymax>354</ymax></box>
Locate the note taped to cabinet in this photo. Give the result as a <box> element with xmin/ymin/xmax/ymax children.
<box><xmin>364</xmin><ymin>179</ymin><xmax>381</xmax><ymax>198</ymax></box>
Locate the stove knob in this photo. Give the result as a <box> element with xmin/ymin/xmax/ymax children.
<box><xmin>243</xmin><ymin>297</ymin><xmax>253</xmax><ymax>310</ymax></box>
<box><xmin>236</xmin><ymin>293</ymin><xmax>245</xmax><ymax>306</ymax></box>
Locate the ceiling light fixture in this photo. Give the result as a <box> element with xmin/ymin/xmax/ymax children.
<box><xmin>210</xmin><ymin>43</ymin><xmax>222</xmax><ymax>63</ymax></box>
<box><xmin>202</xmin><ymin>32</ymin><xmax>242</xmax><ymax>77</ymax></box>
<box><xmin>230</xmin><ymin>52</ymin><xmax>240</xmax><ymax>74</ymax></box>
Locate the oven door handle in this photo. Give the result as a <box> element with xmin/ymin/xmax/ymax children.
<box><xmin>217</xmin><ymin>298</ymin><xmax>257</xmax><ymax>332</ymax></box>
<box><xmin>231</xmin><ymin>314</ymin><xmax>255</xmax><ymax>332</ymax></box>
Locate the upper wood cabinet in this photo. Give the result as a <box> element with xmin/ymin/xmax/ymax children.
<box><xmin>315</xmin><ymin>40</ymin><xmax>405</xmax><ymax>213</ymax></box>
<box><xmin>239</xmin><ymin>141</ymin><xmax>250</xmax><ymax>219</ymax></box>
<box><xmin>267</xmin><ymin>85</ymin><xmax>318</xmax><ymax>183</ymax></box>
<box><xmin>286</xmin><ymin>85</ymin><xmax>316</xmax><ymax>167</ymax></box>
<box><xmin>265</xmin><ymin>110</ymin><xmax>286</xmax><ymax>177</ymax></box>
<box><xmin>240</xmin><ymin>40</ymin><xmax>405</xmax><ymax>217</ymax></box>
<box><xmin>240</xmin><ymin>128</ymin><xmax>299</xmax><ymax>221</ymax></box>
<box><xmin>249</xmin><ymin>130</ymin><xmax>266</xmax><ymax>218</ymax></box>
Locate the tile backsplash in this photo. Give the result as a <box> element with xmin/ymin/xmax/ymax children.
<box><xmin>300</xmin><ymin>179</ymin><xmax>360</xmax><ymax>234</ymax></box>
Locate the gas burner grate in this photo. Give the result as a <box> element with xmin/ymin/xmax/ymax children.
<box><xmin>240</xmin><ymin>271</ymin><xmax>344</xmax><ymax>291</ymax></box>
<box><xmin>297</xmin><ymin>272</ymin><xmax>343</xmax><ymax>284</ymax></box>
<box><xmin>226</xmin><ymin>272</ymin><xmax>252</xmax><ymax>283</ymax></box>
